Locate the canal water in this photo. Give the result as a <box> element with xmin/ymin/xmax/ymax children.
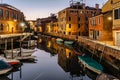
<box><xmin>0</xmin><ymin>37</ymin><xmax>119</xmax><ymax>80</ymax></box>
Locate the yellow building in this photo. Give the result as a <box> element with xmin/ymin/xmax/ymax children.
<box><xmin>58</xmin><ymin>2</ymin><xmax>101</xmax><ymax>37</ymax></box>
<box><xmin>28</xmin><ymin>20</ymin><xmax>37</xmax><ymax>32</ymax></box>
<box><xmin>0</xmin><ymin>4</ymin><xmax>25</xmax><ymax>34</ymax></box>
<box><xmin>46</xmin><ymin>21</ymin><xmax>58</xmax><ymax>34</ymax></box>
<box><xmin>112</xmin><ymin>0</ymin><xmax>120</xmax><ymax>46</ymax></box>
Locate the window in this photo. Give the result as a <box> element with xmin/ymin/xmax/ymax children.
<box><xmin>79</xmin><ymin>32</ymin><xmax>80</xmax><ymax>36</ymax></box>
<box><xmin>0</xmin><ymin>9</ymin><xmax>3</xmax><ymax>20</ymax></box>
<box><xmin>97</xmin><ymin>31</ymin><xmax>99</xmax><ymax>36</ymax></box>
<box><xmin>6</xmin><ymin>24</ymin><xmax>9</xmax><ymax>32</ymax></box>
<box><xmin>86</xmin><ymin>17</ymin><xmax>88</xmax><ymax>21</ymax></box>
<box><xmin>69</xmin><ymin>32</ymin><xmax>71</xmax><ymax>35</ymax></box>
<box><xmin>15</xmin><ymin>14</ymin><xmax>18</xmax><ymax>20</ymax></box>
<box><xmin>68</xmin><ymin>17</ymin><xmax>71</xmax><ymax>21</ymax></box>
<box><xmin>0</xmin><ymin>23</ymin><xmax>3</xmax><ymax>31</ymax></box>
<box><xmin>114</xmin><ymin>9</ymin><xmax>119</xmax><ymax>19</ymax></box>
<box><xmin>78</xmin><ymin>24</ymin><xmax>80</xmax><ymax>28</ymax></box>
<box><xmin>6</xmin><ymin>11</ymin><xmax>9</xmax><ymax>20</ymax></box>
<box><xmin>12</xmin><ymin>12</ymin><xmax>14</xmax><ymax>19</ymax></box>
<box><xmin>98</xmin><ymin>17</ymin><xmax>100</xmax><ymax>24</ymax></box>
<box><xmin>78</xmin><ymin>17</ymin><xmax>80</xmax><ymax>21</ymax></box>
<box><xmin>69</xmin><ymin>24</ymin><xmax>71</xmax><ymax>28</ymax></box>
<box><xmin>20</xmin><ymin>16</ymin><xmax>23</xmax><ymax>21</ymax></box>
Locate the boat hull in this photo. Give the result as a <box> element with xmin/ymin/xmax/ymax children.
<box><xmin>78</xmin><ymin>55</ymin><xmax>103</xmax><ymax>74</ymax></box>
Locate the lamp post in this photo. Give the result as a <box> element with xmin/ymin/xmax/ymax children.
<box><xmin>19</xmin><ymin>22</ymin><xmax>25</xmax><ymax>56</ymax></box>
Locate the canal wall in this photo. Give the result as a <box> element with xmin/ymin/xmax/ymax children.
<box><xmin>44</xmin><ymin>33</ymin><xmax>120</xmax><ymax>75</ymax></box>
<box><xmin>45</xmin><ymin>33</ymin><xmax>120</xmax><ymax>61</ymax></box>
<box><xmin>77</xmin><ymin>36</ymin><xmax>120</xmax><ymax>61</ymax></box>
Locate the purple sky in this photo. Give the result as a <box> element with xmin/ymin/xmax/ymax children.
<box><xmin>1</xmin><ymin>0</ymin><xmax>107</xmax><ymax>20</ymax></box>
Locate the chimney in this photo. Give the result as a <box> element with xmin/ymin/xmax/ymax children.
<box><xmin>82</xmin><ymin>3</ymin><xmax>85</xmax><ymax>9</ymax></box>
<box><xmin>95</xmin><ymin>4</ymin><xmax>99</xmax><ymax>9</ymax></box>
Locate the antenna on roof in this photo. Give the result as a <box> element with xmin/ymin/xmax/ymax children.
<box><xmin>69</xmin><ymin>0</ymin><xmax>74</xmax><ymax>7</ymax></box>
<box><xmin>80</xmin><ymin>0</ymin><xmax>84</xmax><ymax>4</ymax></box>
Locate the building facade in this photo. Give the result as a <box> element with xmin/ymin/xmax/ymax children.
<box><xmin>89</xmin><ymin>13</ymin><xmax>113</xmax><ymax>41</ymax></box>
<box><xmin>58</xmin><ymin>2</ymin><xmax>101</xmax><ymax>37</ymax></box>
<box><xmin>36</xmin><ymin>14</ymin><xmax>57</xmax><ymax>34</ymax></box>
<box><xmin>112</xmin><ymin>0</ymin><xmax>120</xmax><ymax>46</ymax></box>
<box><xmin>89</xmin><ymin>14</ymin><xmax>103</xmax><ymax>40</ymax></box>
<box><xmin>0</xmin><ymin>4</ymin><xmax>25</xmax><ymax>34</ymax></box>
<box><xmin>27</xmin><ymin>20</ymin><xmax>37</xmax><ymax>32</ymax></box>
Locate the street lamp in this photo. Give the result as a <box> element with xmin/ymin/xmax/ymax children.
<box><xmin>20</xmin><ymin>22</ymin><xmax>25</xmax><ymax>32</ymax></box>
<box><xmin>107</xmin><ymin>16</ymin><xmax>112</xmax><ymax>21</ymax></box>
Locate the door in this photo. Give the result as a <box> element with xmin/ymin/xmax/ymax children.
<box><xmin>116</xmin><ymin>32</ymin><xmax>120</xmax><ymax>46</ymax></box>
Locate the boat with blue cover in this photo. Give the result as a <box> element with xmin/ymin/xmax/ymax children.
<box><xmin>0</xmin><ymin>60</ymin><xmax>12</xmax><ymax>75</ymax></box>
<box><xmin>78</xmin><ymin>55</ymin><xmax>103</xmax><ymax>74</ymax></box>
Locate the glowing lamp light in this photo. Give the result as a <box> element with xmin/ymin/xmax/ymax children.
<box><xmin>108</xmin><ymin>17</ymin><xmax>112</xmax><ymax>21</ymax></box>
<box><xmin>20</xmin><ymin>22</ymin><xmax>25</xmax><ymax>27</ymax></box>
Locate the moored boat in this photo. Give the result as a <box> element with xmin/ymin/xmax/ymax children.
<box><xmin>64</xmin><ymin>41</ymin><xmax>74</xmax><ymax>45</ymax></box>
<box><xmin>0</xmin><ymin>56</ymin><xmax>20</xmax><ymax>66</ymax></box>
<box><xmin>15</xmin><ymin>56</ymin><xmax>36</xmax><ymax>62</ymax></box>
<box><xmin>0</xmin><ymin>60</ymin><xmax>12</xmax><ymax>75</ymax></box>
<box><xmin>56</xmin><ymin>38</ymin><xmax>63</xmax><ymax>42</ymax></box>
<box><xmin>72</xmin><ymin>41</ymin><xmax>82</xmax><ymax>55</ymax></box>
<box><xmin>5</xmin><ymin>48</ymin><xmax>36</xmax><ymax>57</ymax></box>
<box><xmin>78</xmin><ymin>55</ymin><xmax>103</xmax><ymax>74</ymax></box>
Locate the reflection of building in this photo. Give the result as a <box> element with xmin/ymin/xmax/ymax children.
<box><xmin>112</xmin><ymin>0</ymin><xmax>120</xmax><ymax>46</ymax></box>
<box><xmin>58</xmin><ymin>2</ymin><xmax>101</xmax><ymax>36</ymax></box>
<box><xmin>57</xmin><ymin>43</ymin><xmax>81</xmax><ymax>77</ymax></box>
<box><xmin>0</xmin><ymin>4</ymin><xmax>25</xmax><ymax>34</ymax></box>
<box><xmin>27</xmin><ymin>20</ymin><xmax>36</xmax><ymax>32</ymax></box>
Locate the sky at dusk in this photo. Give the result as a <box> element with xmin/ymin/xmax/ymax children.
<box><xmin>1</xmin><ymin>0</ymin><xmax>107</xmax><ymax>20</ymax></box>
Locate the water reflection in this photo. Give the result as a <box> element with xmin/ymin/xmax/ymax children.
<box><xmin>2</xmin><ymin>36</ymin><xmax>118</xmax><ymax>80</ymax></box>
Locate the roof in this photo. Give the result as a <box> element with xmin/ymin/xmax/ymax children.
<box><xmin>102</xmin><ymin>0</ymin><xmax>113</xmax><ymax>13</ymax></box>
<box><xmin>0</xmin><ymin>4</ymin><xmax>20</xmax><ymax>12</ymax></box>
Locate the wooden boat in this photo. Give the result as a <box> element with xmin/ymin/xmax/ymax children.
<box><xmin>0</xmin><ymin>60</ymin><xmax>12</xmax><ymax>75</ymax></box>
<box><xmin>96</xmin><ymin>73</ymin><xmax>119</xmax><ymax>80</ymax></box>
<box><xmin>15</xmin><ymin>56</ymin><xmax>36</xmax><ymax>62</ymax></box>
<box><xmin>78</xmin><ymin>55</ymin><xmax>103</xmax><ymax>74</ymax></box>
<box><xmin>56</xmin><ymin>38</ymin><xmax>63</xmax><ymax>42</ymax></box>
<box><xmin>0</xmin><ymin>56</ymin><xmax>20</xmax><ymax>66</ymax></box>
<box><xmin>5</xmin><ymin>48</ymin><xmax>36</xmax><ymax>57</ymax></box>
<box><xmin>64</xmin><ymin>41</ymin><xmax>74</xmax><ymax>45</ymax></box>
<box><xmin>72</xmin><ymin>41</ymin><xmax>82</xmax><ymax>55</ymax></box>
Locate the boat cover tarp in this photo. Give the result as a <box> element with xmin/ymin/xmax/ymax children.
<box><xmin>78</xmin><ymin>55</ymin><xmax>103</xmax><ymax>71</ymax></box>
<box><xmin>0</xmin><ymin>60</ymin><xmax>11</xmax><ymax>70</ymax></box>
